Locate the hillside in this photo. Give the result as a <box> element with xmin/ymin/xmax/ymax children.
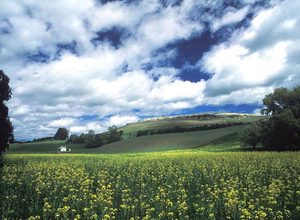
<box><xmin>91</xmin><ymin>125</ymin><xmax>245</xmax><ymax>153</ymax></box>
<box><xmin>9</xmin><ymin>113</ymin><xmax>263</xmax><ymax>154</ymax></box>
<box><xmin>9</xmin><ymin>141</ymin><xmax>87</xmax><ymax>154</ymax></box>
<box><xmin>120</xmin><ymin>113</ymin><xmax>260</xmax><ymax>139</ymax></box>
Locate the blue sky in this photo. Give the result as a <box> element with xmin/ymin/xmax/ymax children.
<box><xmin>1</xmin><ymin>0</ymin><xmax>300</xmax><ymax>140</ymax></box>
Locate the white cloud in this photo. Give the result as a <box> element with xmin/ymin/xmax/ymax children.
<box><xmin>150</xmin><ymin>80</ymin><xmax>205</xmax><ymax>102</ymax></box>
<box><xmin>212</xmin><ymin>6</ymin><xmax>249</xmax><ymax>31</ymax></box>
<box><xmin>202</xmin><ymin>0</ymin><xmax>300</xmax><ymax>104</ymax></box>
<box><xmin>48</xmin><ymin>118</ymin><xmax>75</xmax><ymax>128</ymax></box>
<box><xmin>137</xmin><ymin>5</ymin><xmax>203</xmax><ymax>49</ymax></box>
<box><xmin>105</xmin><ymin>115</ymin><xmax>139</xmax><ymax>127</ymax></box>
<box><xmin>1</xmin><ymin>0</ymin><xmax>299</xmax><ymax>139</ymax></box>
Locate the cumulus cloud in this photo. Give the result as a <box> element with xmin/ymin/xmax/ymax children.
<box><xmin>202</xmin><ymin>0</ymin><xmax>300</xmax><ymax>104</ymax></box>
<box><xmin>105</xmin><ymin>115</ymin><xmax>139</xmax><ymax>127</ymax></box>
<box><xmin>1</xmin><ymin>0</ymin><xmax>299</xmax><ymax>139</ymax></box>
<box><xmin>48</xmin><ymin>118</ymin><xmax>75</xmax><ymax>128</ymax></box>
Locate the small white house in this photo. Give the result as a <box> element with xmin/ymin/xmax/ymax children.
<box><xmin>57</xmin><ymin>146</ymin><xmax>71</xmax><ymax>153</ymax></box>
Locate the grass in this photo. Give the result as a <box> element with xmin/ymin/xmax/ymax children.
<box><xmin>91</xmin><ymin>125</ymin><xmax>245</xmax><ymax>153</ymax></box>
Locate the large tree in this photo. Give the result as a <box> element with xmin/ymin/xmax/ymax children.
<box><xmin>0</xmin><ymin>70</ymin><xmax>13</xmax><ymax>156</ymax></box>
<box><xmin>54</xmin><ymin>127</ymin><xmax>69</xmax><ymax>140</ymax></box>
<box><xmin>261</xmin><ymin>87</ymin><xmax>300</xmax><ymax>149</ymax></box>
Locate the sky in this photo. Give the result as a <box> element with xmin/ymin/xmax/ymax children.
<box><xmin>1</xmin><ymin>0</ymin><xmax>299</xmax><ymax>140</ymax></box>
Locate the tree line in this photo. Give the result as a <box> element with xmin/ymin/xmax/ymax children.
<box><xmin>136</xmin><ymin>122</ymin><xmax>248</xmax><ymax>137</ymax></box>
<box><xmin>240</xmin><ymin>87</ymin><xmax>300</xmax><ymax>150</ymax></box>
<box><xmin>67</xmin><ymin>126</ymin><xmax>123</xmax><ymax>148</ymax></box>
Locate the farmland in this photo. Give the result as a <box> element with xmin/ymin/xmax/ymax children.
<box><xmin>9</xmin><ymin>113</ymin><xmax>261</xmax><ymax>154</ymax></box>
<box><xmin>8</xmin><ymin>125</ymin><xmax>244</xmax><ymax>154</ymax></box>
<box><xmin>119</xmin><ymin>114</ymin><xmax>261</xmax><ymax>139</ymax></box>
<box><xmin>4</xmin><ymin>113</ymin><xmax>298</xmax><ymax>220</ymax></box>
<box><xmin>1</xmin><ymin>152</ymin><xmax>300</xmax><ymax>219</ymax></box>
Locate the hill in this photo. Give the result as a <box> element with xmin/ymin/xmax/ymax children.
<box><xmin>9</xmin><ymin>140</ymin><xmax>87</xmax><ymax>154</ymax></box>
<box><xmin>9</xmin><ymin>113</ymin><xmax>263</xmax><ymax>154</ymax></box>
<box><xmin>90</xmin><ymin>125</ymin><xmax>245</xmax><ymax>153</ymax></box>
<box><xmin>119</xmin><ymin>113</ymin><xmax>260</xmax><ymax>139</ymax></box>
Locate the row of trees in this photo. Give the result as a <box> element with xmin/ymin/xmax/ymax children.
<box><xmin>67</xmin><ymin>126</ymin><xmax>123</xmax><ymax>148</ymax></box>
<box><xmin>136</xmin><ymin>122</ymin><xmax>247</xmax><ymax>137</ymax></box>
<box><xmin>241</xmin><ymin>87</ymin><xmax>300</xmax><ymax>150</ymax></box>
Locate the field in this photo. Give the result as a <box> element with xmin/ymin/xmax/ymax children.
<box><xmin>90</xmin><ymin>125</ymin><xmax>244</xmax><ymax>153</ymax></box>
<box><xmin>8</xmin><ymin>140</ymin><xmax>87</xmax><ymax>154</ymax></box>
<box><xmin>1</xmin><ymin>152</ymin><xmax>300</xmax><ymax>220</ymax></box>
<box><xmin>9</xmin><ymin>126</ymin><xmax>244</xmax><ymax>154</ymax></box>
<box><xmin>119</xmin><ymin>114</ymin><xmax>261</xmax><ymax>139</ymax></box>
<box><xmin>10</xmin><ymin>113</ymin><xmax>260</xmax><ymax>154</ymax></box>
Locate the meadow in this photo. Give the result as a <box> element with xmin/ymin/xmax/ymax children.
<box><xmin>1</xmin><ymin>151</ymin><xmax>300</xmax><ymax>220</ymax></box>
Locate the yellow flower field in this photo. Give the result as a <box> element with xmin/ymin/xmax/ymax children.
<box><xmin>1</xmin><ymin>152</ymin><xmax>300</xmax><ymax>219</ymax></box>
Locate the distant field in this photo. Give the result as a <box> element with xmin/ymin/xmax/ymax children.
<box><xmin>9</xmin><ymin>114</ymin><xmax>262</xmax><ymax>154</ymax></box>
<box><xmin>92</xmin><ymin>125</ymin><xmax>245</xmax><ymax>153</ymax></box>
<box><xmin>119</xmin><ymin>114</ymin><xmax>261</xmax><ymax>139</ymax></box>
<box><xmin>9</xmin><ymin>141</ymin><xmax>87</xmax><ymax>154</ymax></box>
<box><xmin>9</xmin><ymin>125</ymin><xmax>245</xmax><ymax>154</ymax></box>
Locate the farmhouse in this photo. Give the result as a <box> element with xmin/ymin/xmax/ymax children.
<box><xmin>57</xmin><ymin>146</ymin><xmax>71</xmax><ymax>153</ymax></box>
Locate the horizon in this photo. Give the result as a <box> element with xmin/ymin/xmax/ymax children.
<box><xmin>1</xmin><ymin>0</ymin><xmax>299</xmax><ymax>140</ymax></box>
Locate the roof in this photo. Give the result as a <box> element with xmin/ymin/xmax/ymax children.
<box><xmin>57</xmin><ymin>146</ymin><xmax>71</xmax><ymax>149</ymax></box>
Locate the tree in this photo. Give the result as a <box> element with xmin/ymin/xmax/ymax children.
<box><xmin>54</xmin><ymin>127</ymin><xmax>69</xmax><ymax>140</ymax></box>
<box><xmin>240</xmin><ymin>122</ymin><xmax>262</xmax><ymax>149</ymax></box>
<box><xmin>260</xmin><ymin>87</ymin><xmax>300</xmax><ymax>149</ymax></box>
<box><xmin>85</xmin><ymin>130</ymin><xmax>96</xmax><ymax>147</ymax></box>
<box><xmin>107</xmin><ymin>126</ymin><xmax>123</xmax><ymax>142</ymax></box>
<box><xmin>67</xmin><ymin>134</ymin><xmax>78</xmax><ymax>143</ymax></box>
<box><xmin>0</xmin><ymin>70</ymin><xmax>13</xmax><ymax>157</ymax></box>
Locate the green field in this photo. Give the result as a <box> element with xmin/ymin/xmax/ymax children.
<box><xmin>9</xmin><ymin>113</ymin><xmax>262</xmax><ymax>154</ymax></box>
<box><xmin>92</xmin><ymin>125</ymin><xmax>244</xmax><ymax>153</ymax></box>
<box><xmin>120</xmin><ymin>114</ymin><xmax>261</xmax><ymax>139</ymax></box>
<box><xmin>9</xmin><ymin>125</ymin><xmax>245</xmax><ymax>154</ymax></box>
<box><xmin>9</xmin><ymin>140</ymin><xmax>87</xmax><ymax>154</ymax></box>
<box><xmin>2</xmin><ymin>152</ymin><xmax>300</xmax><ymax>219</ymax></box>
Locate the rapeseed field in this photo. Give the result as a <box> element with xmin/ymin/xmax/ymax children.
<box><xmin>1</xmin><ymin>152</ymin><xmax>300</xmax><ymax>219</ymax></box>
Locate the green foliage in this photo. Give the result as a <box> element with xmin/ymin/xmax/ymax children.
<box><xmin>32</xmin><ymin>137</ymin><xmax>53</xmax><ymax>142</ymax></box>
<box><xmin>107</xmin><ymin>126</ymin><xmax>123</xmax><ymax>142</ymax></box>
<box><xmin>0</xmin><ymin>70</ymin><xmax>12</xmax><ymax>102</ymax></box>
<box><xmin>239</xmin><ymin>122</ymin><xmax>263</xmax><ymax>149</ymax></box>
<box><xmin>85</xmin><ymin>132</ymin><xmax>104</xmax><ymax>148</ymax></box>
<box><xmin>261</xmin><ymin>87</ymin><xmax>300</xmax><ymax>149</ymax></box>
<box><xmin>54</xmin><ymin>128</ymin><xmax>69</xmax><ymax>140</ymax></box>
<box><xmin>67</xmin><ymin>127</ymin><xmax>123</xmax><ymax>148</ymax></box>
<box><xmin>0</xmin><ymin>70</ymin><xmax>13</xmax><ymax>155</ymax></box>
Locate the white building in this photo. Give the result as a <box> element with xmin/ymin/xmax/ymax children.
<box><xmin>57</xmin><ymin>146</ymin><xmax>71</xmax><ymax>153</ymax></box>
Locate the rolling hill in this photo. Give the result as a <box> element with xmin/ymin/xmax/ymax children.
<box><xmin>8</xmin><ymin>113</ymin><xmax>263</xmax><ymax>154</ymax></box>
